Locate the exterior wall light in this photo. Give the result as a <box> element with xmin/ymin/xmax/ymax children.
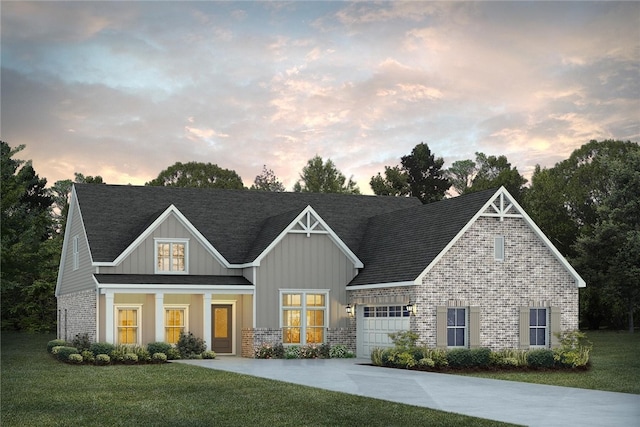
<box><xmin>406</xmin><ymin>300</ymin><xmax>416</xmax><ymax>316</ymax></box>
<box><xmin>346</xmin><ymin>303</ymin><xmax>354</xmax><ymax>317</ymax></box>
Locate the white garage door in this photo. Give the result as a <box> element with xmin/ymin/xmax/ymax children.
<box><xmin>356</xmin><ymin>305</ymin><xmax>410</xmax><ymax>358</ymax></box>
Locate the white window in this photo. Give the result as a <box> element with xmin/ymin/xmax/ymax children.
<box><xmin>529</xmin><ymin>308</ymin><xmax>548</xmax><ymax>347</ymax></box>
<box><xmin>155</xmin><ymin>239</ymin><xmax>188</xmax><ymax>274</ymax></box>
<box><xmin>72</xmin><ymin>235</ymin><xmax>79</xmax><ymax>270</ymax></box>
<box><xmin>447</xmin><ymin>308</ymin><xmax>467</xmax><ymax>347</ymax></box>
<box><xmin>363</xmin><ymin>305</ymin><xmax>410</xmax><ymax>318</ymax></box>
<box><xmin>165</xmin><ymin>306</ymin><xmax>188</xmax><ymax>344</ymax></box>
<box><xmin>116</xmin><ymin>306</ymin><xmax>141</xmax><ymax>345</ymax></box>
<box><xmin>494</xmin><ymin>236</ymin><xmax>504</xmax><ymax>261</ymax></box>
<box><xmin>281</xmin><ymin>291</ymin><xmax>328</xmax><ymax>345</ymax></box>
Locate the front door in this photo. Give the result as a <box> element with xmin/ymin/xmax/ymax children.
<box><xmin>212</xmin><ymin>304</ymin><xmax>233</xmax><ymax>354</ymax></box>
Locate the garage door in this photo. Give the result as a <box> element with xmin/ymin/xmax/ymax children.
<box><xmin>356</xmin><ymin>305</ymin><xmax>410</xmax><ymax>358</ymax></box>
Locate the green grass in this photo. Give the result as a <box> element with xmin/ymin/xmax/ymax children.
<box><xmin>463</xmin><ymin>330</ymin><xmax>640</xmax><ymax>394</ymax></box>
<box><xmin>0</xmin><ymin>333</ymin><xmax>514</xmax><ymax>427</ymax></box>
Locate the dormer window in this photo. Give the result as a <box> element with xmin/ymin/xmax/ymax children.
<box><xmin>155</xmin><ymin>239</ymin><xmax>188</xmax><ymax>274</ymax></box>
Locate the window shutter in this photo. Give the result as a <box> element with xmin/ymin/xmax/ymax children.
<box><xmin>550</xmin><ymin>307</ymin><xmax>561</xmax><ymax>349</ymax></box>
<box><xmin>519</xmin><ymin>307</ymin><xmax>530</xmax><ymax>350</ymax></box>
<box><xmin>469</xmin><ymin>306</ymin><xmax>481</xmax><ymax>348</ymax></box>
<box><xmin>436</xmin><ymin>306</ymin><xmax>447</xmax><ymax>349</ymax></box>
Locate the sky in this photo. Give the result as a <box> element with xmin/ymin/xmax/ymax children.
<box><xmin>2</xmin><ymin>1</ymin><xmax>639</xmax><ymax>194</ymax></box>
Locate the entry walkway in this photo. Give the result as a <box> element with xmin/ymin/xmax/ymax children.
<box><xmin>175</xmin><ymin>357</ymin><xmax>640</xmax><ymax>427</ymax></box>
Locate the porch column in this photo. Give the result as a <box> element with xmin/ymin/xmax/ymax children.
<box><xmin>155</xmin><ymin>293</ymin><xmax>164</xmax><ymax>343</ymax></box>
<box><xmin>105</xmin><ymin>291</ymin><xmax>114</xmax><ymax>343</ymax></box>
<box><xmin>203</xmin><ymin>293</ymin><xmax>212</xmax><ymax>351</ymax></box>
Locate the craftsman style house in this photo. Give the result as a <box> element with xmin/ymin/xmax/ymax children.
<box><xmin>56</xmin><ymin>184</ymin><xmax>585</xmax><ymax>357</ymax></box>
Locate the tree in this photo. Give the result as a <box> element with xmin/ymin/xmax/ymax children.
<box><xmin>146</xmin><ymin>161</ymin><xmax>245</xmax><ymax>189</ymax></box>
<box><xmin>250</xmin><ymin>165</ymin><xmax>285</xmax><ymax>192</ymax></box>
<box><xmin>370</xmin><ymin>166</ymin><xmax>410</xmax><ymax>197</ymax></box>
<box><xmin>400</xmin><ymin>143</ymin><xmax>450</xmax><ymax>203</ymax></box>
<box><xmin>446</xmin><ymin>159</ymin><xmax>476</xmax><ymax>195</ymax></box>
<box><xmin>466</xmin><ymin>153</ymin><xmax>527</xmax><ymax>201</ymax></box>
<box><xmin>1</xmin><ymin>141</ymin><xmax>56</xmax><ymax>332</ymax></box>
<box><xmin>573</xmin><ymin>150</ymin><xmax>640</xmax><ymax>333</ymax></box>
<box><xmin>51</xmin><ymin>173</ymin><xmax>105</xmax><ymax>234</ymax></box>
<box><xmin>293</xmin><ymin>155</ymin><xmax>360</xmax><ymax>194</ymax></box>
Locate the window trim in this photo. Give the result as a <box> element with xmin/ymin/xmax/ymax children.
<box><xmin>446</xmin><ymin>307</ymin><xmax>468</xmax><ymax>348</ymax></box>
<box><xmin>164</xmin><ymin>305</ymin><xmax>189</xmax><ymax>344</ymax></box>
<box><xmin>529</xmin><ymin>307</ymin><xmax>549</xmax><ymax>349</ymax></box>
<box><xmin>154</xmin><ymin>238</ymin><xmax>189</xmax><ymax>274</ymax></box>
<box><xmin>494</xmin><ymin>235</ymin><xmax>504</xmax><ymax>261</ymax></box>
<box><xmin>279</xmin><ymin>289</ymin><xmax>329</xmax><ymax>345</ymax></box>
<box><xmin>115</xmin><ymin>305</ymin><xmax>142</xmax><ymax>345</ymax></box>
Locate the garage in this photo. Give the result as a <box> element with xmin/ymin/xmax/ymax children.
<box><xmin>356</xmin><ymin>305</ymin><xmax>410</xmax><ymax>358</ymax></box>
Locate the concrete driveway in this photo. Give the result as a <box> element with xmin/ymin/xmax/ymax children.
<box><xmin>175</xmin><ymin>357</ymin><xmax>640</xmax><ymax>427</ymax></box>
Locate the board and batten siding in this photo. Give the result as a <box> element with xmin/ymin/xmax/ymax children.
<box><xmin>57</xmin><ymin>199</ymin><xmax>94</xmax><ymax>295</ymax></box>
<box><xmin>98</xmin><ymin>214</ymin><xmax>240</xmax><ymax>276</ymax></box>
<box><xmin>255</xmin><ymin>233</ymin><xmax>357</xmax><ymax>329</ymax></box>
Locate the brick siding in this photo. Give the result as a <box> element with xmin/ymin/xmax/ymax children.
<box><xmin>57</xmin><ymin>289</ymin><xmax>97</xmax><ymax>343</ymax></box>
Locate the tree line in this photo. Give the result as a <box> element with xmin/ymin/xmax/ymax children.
<box><xmin>1</xmin><ymin>139</ymin><xmax>638</xmax><ymax>333</ymax></box>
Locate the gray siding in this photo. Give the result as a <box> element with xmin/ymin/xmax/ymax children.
<box><xmin>99</xmin><ymin>214</ymin><xmax>240</xmax><ymax>276</ymax></box>
<box><xmin>255</xmin><ymin>233</ymin><xmax>357</xmax><ymax>328</ymax></box>
<box><xmin>57</xmin><ymin>198</ymin><xmax>95</xmax><ymax>295</ymax></box>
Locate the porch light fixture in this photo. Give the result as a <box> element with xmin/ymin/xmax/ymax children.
<box><xmin>406</xmin><ymin>300</ymin><xmax>416</xmax><ymax>316</ymax></box>
<box><xmin>346</xmin><ymin>304</ymin><xmax>354</xmax><ymax>317</ymax></box>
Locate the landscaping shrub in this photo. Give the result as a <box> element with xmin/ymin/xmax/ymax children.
<box><xmin>318</xmin><ymin>343</ymin><xmax>331</xmax><ymax>358</ymax></box>
<box><xmin>553</xmin><ymin>330</ymin><xmax>592</xmax><ymax>368</ymax></box>
<box><xmin>469</xmin><ymin>348</ymin><xmax>492</xmax><ymax>367</ymax></box>
<box><xmin>123</xmin><ymin>353</ymin><xmax>139</xmax><ymax>364</ymax></box>
<box><xmin>47</xmin><ymin>339</ymin><xmax>67</xmax><ymax>353</ymax></box>
<box><xmin>152</xmin><ymin>352</ymin><xmax>168</xmax><ymax>363</ymax></box>
<box><xmin>176</xmin><ymin>332</ymin><xmax>206</xmax><ymax>359</ymax></box>
<box><xmin>396</xmin><ymin>351</ymin><xmax>417</xmax><ymax>368</ymax></box>
<box><xmin>166</xmin><ymin>347</ymin><xmax>181</xmax><ymax>360</ymax></box>
<box><xmin>284</xmin><ymin>345</ymin><xmax>301</xmax><ymax>359</ymax></box>
<box><xmin>81</xmin><ymin>350</ymin><xmax>95</xmax><ymax>364</ymax></box>
<box><xmin>419</xmin><ymin>357</ymin><xmax>435</xmax><ymax>368</ymax></box>
<box><xmin>54</xmin><ymin>346</ymin><xmax>80</xmax><ymax>362</ymax></box>
<box><xmin>71</xmin><ymin>333</ymin><xmax>92</xmax><ymax>352</ymax></box>
<box><xmin>95</xmin><ymin>354</ymin><xmax>111</xmax><ymax>365</ymax></box>
<box><xmin>447</xmin><ymin>348</ymin><xmax>473</xmax><ymax>368</ymax></box>
<box><xmin>90</xmin><ymin>342</ymin><xmax>115</xmax><ymax>357</ymax></box>
<box><xmin>147</xmin><ymin>342</ymin><xmax>172</xmax><ymax>356</ymax></box>
<box><xmin>132</xmin><ymin>346</ymin><xmax>151</xmax><ymax>363</ymax></box>
<box><xmin>202</xmin><ymin>350</ymin><xmax>216</xmax><ymax>359</ymax></box>
<box><xmin>109</xmin><ymin>345</ymin><xmax>128</xmax><ymax>363</ymax></box>
<box><xmin>299</xmin><ymin>344</ymin><xmax>319</xmax><ymax>359</ymax></box>
<box><xmin>68</xmin><ymin>353</ymin><xmax>84</xmax><ymax>364</ymax></box>
<box><xmin>526</xmin><ymin>349</ymin><xmax>555</xmax><ymax>368</ymax></box>
<box><xmin>255</xmin><ymin>343</ymin><xmax>276</xmax><ymax>359</ymax></box>
<box><xmin>370</xmin><ymin>348</ymin><xmax>384</xmax><ymax>366</ymax></box>
<box><xmin>388</xmin><ymin>331</ymin><xmax>419</xmax><ymax>349</ymax></box>
<box><xmin>329</xmin><ymin>344</ymin><xmax>354</xmax><ymax>358</ymax></box>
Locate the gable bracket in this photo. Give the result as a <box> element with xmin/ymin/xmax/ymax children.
<box><xmin>290</xmin><ymin>211</ymin><xmax>327</xmax><ymax>237</ymax></box>
<box><xmin>483</xmin><ymin>192</ymin><xmax>521</xmax><ymax>221</ymax></box>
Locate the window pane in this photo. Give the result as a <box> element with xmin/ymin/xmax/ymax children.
<box><xmin>447</xmin><ymin>309</ymin><xmax>456</xmax><ymax>326</ymax></box>
<box><xmin>364</xmin><ymin>307</ymin><xmax>373</xmax><ymax>318</ymax></box>
<box><xmin>306</xmin><ymin>294</ymin><xmax>325</xmax><ymax>307</ymax></box>
<box><xmin>538</xmin><ymin>309</ymin><xmax>546</xmax><ymax>326</ymax></box>
<box><xmin>158</xmin><ymin>244</ymin><xmax>170</xmax><ymax>271</ymax></box>
<box><xmin>376</xmin><ymin>306</ymin><xmax>388</xmax><ymax>317</ymax></box>
<box><xmin>283</xmin><ymin>327</ymin><xmax>300</xmax><ymax>344</ymax></box>
<box><xmin>306</xmin><ymin>310</ymin><xmax>324</xmax><ymax>327</ymax></box>
<box><xmin>456</xmin><ymin>309</ymin><xmax>465</xmax><ymax>326</ymax></box>
<box><xmin>283</xmin><ymin>309</ymin><xmax>300</xmax><ymax>327</ymax></box>
<box><xmin>172</xmin><ymin>243</ymin><xmax>185</xmax><ymax>271</ymax></box>
<box><xmin>455</xmin><ymin>329</ymin><xmax>465</xmax><ymax>346</ymax></box>
<box><xmin>447</xmin><ymin>328</ymin><xmax>455</xmax><ymax>346</ymax></box>
<box><xmin>536</xmin><ymin>328</ymin><xmax>546</xmax><ymax>345</ymax></box>
<box><xmin>283</xmin><ymin>294</ymin><xmax>301</xmax><ymax>307</ymax></box>
<box><xmin>306</xmin><ymin>327</ymin><xmax>323</xmax><ymax>343</ymax></box>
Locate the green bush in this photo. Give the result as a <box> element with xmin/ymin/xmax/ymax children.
<box><xmin>423</xmin><ymin>348</ymin><xmax>448</xmax><ymax>368</ymax></box>
<box><xmin>553</xmin><ymin>330</ymin><xmax>592</xmax><ymax>368</ymax></box>
<box><xmin>469</xmin><ymin>348</ymin><xmax>492</xmax><ymax>367</ymax></box>
<box><xmin>109</xmin><ymin>345</ymin><xmax>128</xmax><ymax>363</ymax></box>
<box><xmin>419</xmin><ymin>357</ymin><xmax>435</xmax><ymax>368</ymax></box>
<box><xmin>284</xmin><ymin>346</ymin><xmax>300</xmax><ymax>359</ymax></box>
<box><xmin>177</xmin><ymin>332</ymin><xmax>206</xmax><ymax>359</ymax></box>
<box><xmin>47</xmin><ymin>339</ymin><xmax>68</xmax><ymax>353</ymax></box>
<box><xmin>166</xmin><ymin>347</ymin><xmax>181</xmax><ymax>360</ymax></box>
<box><xmin>447</xmin><ymin>348</ymin><xmax>473</xmax><ymax>368</ymax></box>
<box><xmin>300</xmin><ymin>345</ymin><xmax>319</xmax><ymax>359</ymax></box>
<box><xmin>81</xmin><ymin>350</ymin><xmax>95</xmax><ymax>364</ymax></box>
<box><xmin>68</xmin><ymin>353</ymin><xmax>84</xmax><ymax>364</ymax></box>
<box><xmin>388</xmin><ymin>331</ymin><xmax>419</xmax><ymax>349</ymax></box>
<box><xmin>396</xmin><ymin>352</ymin><xmax>417</xmax><ymax>369</ymax></box>
<box><xmin>132</xmin><ymin>346</ymin><xmax>151</xmax><ymax>363</ymax></box>
<box><xmin>95</xmin><ymin>354</ymin><xmax>111</xmax><ymax>365</ymax></box>
<box><xmin>329</xmin><ymin>344</ymin><xmax>354</xmax><ymax>358</ymax></box>
<box><xmin>152</xmin><ymin>352</ymin><xmax>168</xmax><ymax>363</ymax></box>
<box><xmin>527</xmin><ymin>349</ymin><xmax>555</xmax><ymax>368</ymax></box>
<box><xmin>202</xmin><ymin>350</ymin><xmax>216</xmax><ymax>359</ymax></box>
<box><xmin>123</xmin><ymin>353</ymin><xmax>138</xmax><ymax>364</ymax></box>
<box><xmin>90</xmin><ymin>342</ymin><xmax>115</xmax><ymax>357</ymax></box>
<box><xmin>370</xmin><ymin>348</ymin><xmax>384</xmax><ymax>366</ymax></box>
<box><xmin>72</xmin><ymin>333</ymin><xmax>92</xmax><ymax>352</ymax></box>
<box><xmin>318</xmin><ymin>343</ymin><xmax>331</xmax><ymax>358</ymax></box>
<box><xmin>54</xmin><ymin>346</ymin><xmax>80</xmax><ymax>362</ymax></box>
<box><xmin>147</xmin><ymin>342</ymin><xmax>172</xmax><ymax>356</ymax></box>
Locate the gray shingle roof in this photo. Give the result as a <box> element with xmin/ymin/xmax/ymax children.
<box><xmin>74</xmin><ymin>184</ymin><xmax>498</xmax><ymax>286</ymax></box>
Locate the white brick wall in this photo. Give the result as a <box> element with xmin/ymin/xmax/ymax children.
<box><xmin>57</xmin><ymin>289</ymin><xmax>97</xmax><ymax>342</ymax></box>
<box><xmin>348</xmin><ymin>216</ymin><xmax>579</xmax><ymax>351</ymax></box>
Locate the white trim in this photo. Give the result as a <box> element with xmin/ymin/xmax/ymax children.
<box><xmin>279</xmin><ymin>289</ymin><xmax>330</xmax><ymax>345</ymax></box>
<box><xmin>164</xmin><ymin>304</ymin><xmax>189</xmax><ymax>344</ymax></box>
<box><xmin>347</xmin><ymin>281</ymin><xmax>415</xmax><ymax>291</ymax></box>
<box><xmin>154</xmin><ymin>238</ymin><xmax>189</xmax><ymax>274</ymax></box>
<box><xmin>96</xmin><ymin>284</ymin><xmax>255</xmax><ymax>294</ymax></box>
<box><xmin>494</xmin><ymin>235</ymin><xmax>505</xmax><ymax>261</ymax></box>
<box><xmin>415</xmin><ymin>187</ymin><xmax>586</xmax><ymax>288</ymax></box>
<box><xmin>72</xmin><ymin>235</ymin><xmax>80</xmax><ymax>271</ymax></box>
<box><xmin>253</xmin><ymin>206</ymin><xmax>364</xmax><ymax>268</ymax></box>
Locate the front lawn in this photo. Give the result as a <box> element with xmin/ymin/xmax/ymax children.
<box><xmin>0</xmin><ymin>333</ymin><xmax>513</xmax><ymax>427</ymax></box>
<box><xmin>462</xmin><ymin>330</ymin><xmax>640</xmax><ymax>394</ymax></box>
